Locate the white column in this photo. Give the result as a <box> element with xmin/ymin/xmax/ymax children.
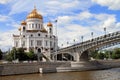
<box><xmin>34</xmin><ymin>37</ymin><xmax>36</xmax><ymax>53</ymax></box>
<box><xmin>27</xmin><ymin>36</ymin><xmax>30</xmax><ymax>52</ymax></box>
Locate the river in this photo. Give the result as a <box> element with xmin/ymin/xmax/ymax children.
<box><xmin>1</xmin><ymin>68</ymin><xmax>120</xmax><ymax>80</ymax></box>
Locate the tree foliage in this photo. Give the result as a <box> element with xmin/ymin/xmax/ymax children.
<box><xmin>5</xmin><ymin>47</ymin><xmax>37</xmax><ymax>61</ymax></box>
<box><xmin>26</xmin><ymin>49</ymin><xmax>37</xmax><ymax>60</ymax></box>
<box><xmin>90</xmin><ymin>48</ymin><xmax>120</xmax><ymax>60</ymax></box>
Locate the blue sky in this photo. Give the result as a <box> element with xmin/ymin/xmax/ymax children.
<box><xmin>0</xmin><ymin>0</ymin><xmax>120</xmax><ymax>51</ymax></box>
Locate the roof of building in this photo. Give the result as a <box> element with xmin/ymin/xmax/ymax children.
<box><xmin>47</xmin><ymin>22</ymin><xmax>53</xmax><ymax>27</ymax></box>
<box><xmin>21</xmin><ymin>20</ymin><xmax>27</xmax><ymax>25</ymax></box>
<box><xmin>26</xmin><ymin>7</ymin><xmax>43</xmax><ymax>19</ymax></box>
<box><xmin>13</xmin><ymin>34</ymin><xmax>20</xmax><ymax>37</ymax></box>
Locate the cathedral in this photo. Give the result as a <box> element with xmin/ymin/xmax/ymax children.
<box><xmin>13</xmin><ymin>7</ymin><xmax>58</xmax><ymax>61</ymax></box>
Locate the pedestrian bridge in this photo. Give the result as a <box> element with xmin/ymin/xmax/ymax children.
<box><xmin>54</xmin><ymin>31</ymin><xmax>120</xmax><ymax>61</ymax></box>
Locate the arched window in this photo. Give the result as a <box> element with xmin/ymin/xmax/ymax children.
<box><xmin>39</xmin><ymin>24</ymin><xmax>40</xmax><ymax>29</ymax></box>
<box><xmin>38</xmin><ymin>34</ymin><xmax>40</xmax><ymax>36</ymax></box>
<box><xmin>41</xmin><ymin>24</ymin><xmax>42</xmax><ymax>27</ymax></box>
<box><xmin>15</xmin><ymin>42</ymin><xmax>18</xmax><ymax>47</ymax></box>
<box><xmin>36</xmin><ymin>24</ymin><xmax>37</xmax><ymax>29</ymax></box>
<box><xmin>23</xmin><ymin>27</ymin><xmax>25</xmax><ymax>31</ymax></box>
<box><xmin>23</xmin><ymin>35</ymin><xmax>25</xmax><ymax>37</ymax></box>
<box><xmin>49</xmin><ymin>28</ymin><xmax>52</xmax><ymax>33</ymax></box>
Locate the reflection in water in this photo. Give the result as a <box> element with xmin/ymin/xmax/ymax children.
<box><xmin>1</xmin><ymin>68</ymin><xmax>120</xmax><ymax>80</ymax></box>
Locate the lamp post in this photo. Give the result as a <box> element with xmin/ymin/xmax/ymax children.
<box><xmin>61</xmin><ymin>44</ymin><xmax>63</xmax><ymax>48</ymax></box>
<box><xmin>104</xmin><ymin>27</ymin><xmax>106</xmax><ymax>36</ymax></box>
<box><xmin>67</xmin><ymin>41</ymin><xmax>69</xmax><ymax>46</ymax></box>
<box><xmin>55</xmin><ymin>20</ymin><xmax>58</xmax><ymax>61</ymax></box>
<box><xmin>91</xmin><ymin>32</ymin><xmax>93</xmax><ymax>41</ymax></box>
<box><xmin>73</xmin><ymin>39</ymin><xmax>75</xmax><ymax>45</ymax></box>
<box><xmin>61</xmin><ymin>44</ymin><xmax>63</xmax><ymax>61</ymax></box>
<box><xmin>81</xmin><ymin>36</ymin><xmax>83</xmax><ymax>43</ymax></box>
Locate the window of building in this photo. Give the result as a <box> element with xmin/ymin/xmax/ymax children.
<box><xmin>31</xmin><ymin>34</ymin><xmax>33</xmax><ymax>37</ymax></box>
<box><xmin>23</xmin><ymin>27</ymin><xmax>25</xmax><ymax>31</ymax></box>
<box><xmin>54</xmin><ymin>42</ymin><xmax>56</xmax><ymax>47</ymax></box>
<box><xmin>38</xmin><ymin>34</ymin><xmax>40</xmax><ymax>36</ymax></box>
<box><xmin>31</xmin><ymin>40</ymin><xmax>33</xmax><ymax>46</ymax></box>
<box><xmin>37</xmin><ymin>40</ymin><xmax>42</xmax><ymax>46</ymax></box>
<box><xmin>50</xmin><ymin>41</ymin><xmax>52</xmax><ymax>47</ymax></box>
<box><xmin>38</xmin><ymin>24</ymin><xmax>40</xmax><ymax>29</ymax></box>
<box><xmin>15</xmin><ymin>42</ymin><xmax>18</xmax><ymax>47</ymax></box>
<box><xmin>22</xmin><ymin>41</ymin><xmax>25</xmax><ymax>47</ymax></box>
<box><xmin>36</xmin><ymin>24</ymin><xmax>37</xmax><ymax>29</ymax></box>
<box><xmin>32</xmin><ymin>24</ymin><xmax>34</xmax><ymax>28</ymax></box>
<box><xmin>41</xmin><ymin>24</ymin><xmax>42</xmax><ymax>28</ymax></box>
<box><xmin>49</xmin><ymin>28</ymin><xmax>52</xmax><ymax>33</ymax></box>
<box><xmin>46</xmin><ymin>41</ymin><xmax>48</xmax><ymax>46</ymax></box>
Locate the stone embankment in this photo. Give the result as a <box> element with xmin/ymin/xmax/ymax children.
<box><xmin>0</xmin><ymin>62</ymin><xmax>71</xmax><ymax>75</ymax></box>
<box><xmin>0</xmin><ymin>60</ymin><xmax>120</xmax><ymax>76</ymax></box>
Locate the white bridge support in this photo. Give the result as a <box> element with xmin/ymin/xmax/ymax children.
<box><xmin>74</xmin><ymin>52</ymin><xmax>80</xmax><ymax>62</ymax></box>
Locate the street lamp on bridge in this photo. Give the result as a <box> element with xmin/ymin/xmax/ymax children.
<box><xmin>91</xmin><ymin>32</ymin><xmax>93</xmax><ymax>41</ymax></box>
<box><xmin>73</xmin><ymin>39</ymin><xmax>76</xmax><ymax>44</ymax></box>
<box><xmin>104</xmin><ymin>27</ymin><xmax>106</xmax><ymax>36</ymax></box>
<box><xmin>81</xmin><ymin>36</ymin><xmax>84</xmax><ymax>43</ymax></box>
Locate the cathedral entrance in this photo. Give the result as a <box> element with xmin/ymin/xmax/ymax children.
<box><xmin>37</xmin><ymin>48</ymin><xmax>42</xmax><ymax>61</ymax></box>
<box><xmin>38</xmin><ymin>48</ymin><xmax>41</xmax><ymax>53</ymax></box>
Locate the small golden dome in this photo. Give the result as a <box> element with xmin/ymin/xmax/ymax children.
<box><xmin>18</xmin><ymin>27</ymin><xmax>21</xmax><ymax>31</ymax></box>
<box><xmin>21</xmin><ymin>21</ymin><xmax>27</xmax><ymax>25</ymax></box>
<box><xmin>47</xmin><ymin>22</ymin><xmax>53</xmax><ymax>27</ymax></box>
<box><xmin>40</xmin><ymin>28</ymin><xmax>48</xmax><ymax>33</ymax></box>
<box><xmin>27</xmin><ymin>8</ymin><xmax>43</xmax><ymax>19</ymax></box>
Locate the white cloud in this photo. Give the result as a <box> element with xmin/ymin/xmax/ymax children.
<box><xmin>56</xmin><ymin>11</ymin><xmax>120</xmax><ymax>47</ymax></box>
<box><xmin>9</xmin><ymin>0</ymin><xmax>93</xmax><ymax>15</ymax></box>
<box><xmin>0</xmin><ymin>15</ymin><xmax>10</xmax><ymax>22</ymax></box>
<box><xmin>92</xmin><ymin>0</ymin><xmax>120</xmax><ymax>10</ymax></box>
<box><xmin>0</xmin><ymin>29</ymin><xmax>19</xmax><ymax>51</ymax></box>
<box><xmin>0</xmin><ymin>0</ymin><xmax>11</xmax><ymax>4</ymax></box>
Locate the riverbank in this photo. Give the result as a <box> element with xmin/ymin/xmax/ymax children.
<box><xmin>0</xmin><ymin>60</ymin><xmax>120</xmax><ymax>76</ymax></box>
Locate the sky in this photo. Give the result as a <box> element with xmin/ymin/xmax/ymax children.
<box><xmin>0</xmin><ymin>0</ymin><xmax>120</xmax><ymax>51</ymax></box>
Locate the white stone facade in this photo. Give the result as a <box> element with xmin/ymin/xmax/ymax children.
<box><xmin>13</xmin><ymin>8</ymin><xmax>58</xmax><ymax>61</ymax></box>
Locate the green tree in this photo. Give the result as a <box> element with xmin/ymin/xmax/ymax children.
<box><xmin>112</xmin><ymin>48</ymin><xmax>120</xmax><ymax>59</ymax></box>
<box><xmin>16</xmin><ymin>48</ymin><xmax>28</xmax><ymax>61</ymax></box>
<box><xmin>96</xmin><ymin>52</ymin><xmax>105</xmax><ymax>59</ymax></box>
<box><xmin>5</xmin><ymin>47</ymin><xmax>37</xmax><ymax>61</ymax></box>
<box><xmin>26</xmin><ymin>49</ymin><xmax>35</xmax><ymax>60</ymax></box>
<box><xmin>90</xmin><ymin>50</ymin><xmax>98</xmax><ymax>58</ymax></box>
<box><xmin>10</xmin><ymin>47</ymin><xmax>17</xmax><ymax>60</ymax></box>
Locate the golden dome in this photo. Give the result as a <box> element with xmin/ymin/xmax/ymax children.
<box><xmin>40</xmin><ymin>28</ymin><xmax>48</xmax><ymax>33</ymax></box>
<box><xmin>27</xmin><ymin>8</ymin><xmax>43</xmax><ymax>19</ymax></box>
<box><xmin>21</xmin><ymin>21</ymin><xmax>27</xmax><ymax>25</ymax></box>
<box><xmin>47</xmin><ymin>22</ymin><xmax>53</xmax><ymax>27</ymax></box>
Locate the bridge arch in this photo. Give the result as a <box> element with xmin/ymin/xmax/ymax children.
<box><xmin>79</xmin><ymin>40</ymin><xmax>120</xmax><ymax>61</ymax></box>
<box><xmin>54</xmin><ymin>52</ymin><xmax>74</xmax><ymax>61</ymax></box>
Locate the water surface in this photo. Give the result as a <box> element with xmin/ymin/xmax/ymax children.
<box><xmin>1</xmin><ymin>68</ymin><xmax>120</xmax><ymax>80</ymax></box>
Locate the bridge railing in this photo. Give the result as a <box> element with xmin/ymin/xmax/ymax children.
<box><xmin>58</xmin><ymin>31</ymin><xmax>120</xmax><ymax>52</ymax></box>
